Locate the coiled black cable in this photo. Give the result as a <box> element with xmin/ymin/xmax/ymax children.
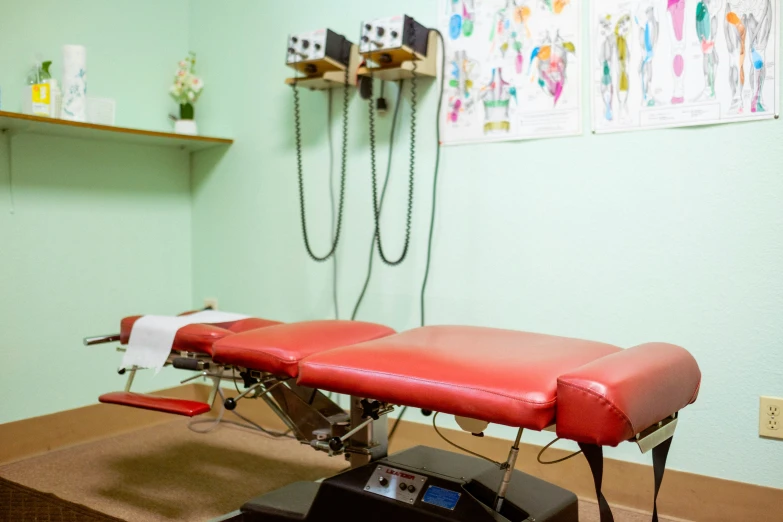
<box><xmin>351</xmin><ymin>81</ymin><xmax>404</xmax><ymax>321</ymax></box>
<box><xmin>367</xmin><ymin>22</ymin><xmax>418</xmax><ymax>266</ymax></box>
<box><xmin>293</xmin><ymin>65</ymin><xmax>350</xmax><ymax>262</ymax></box>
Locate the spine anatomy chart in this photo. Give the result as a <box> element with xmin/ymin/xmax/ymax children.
<box><xmin>440</xmin><ymin>0</ymin><xmax>582</xmax><ymax>144</ymax></box>
<box><xmin>591</xmin><ymin>0</ymin><xmax>779</xmax><ymax>133</ymax></box>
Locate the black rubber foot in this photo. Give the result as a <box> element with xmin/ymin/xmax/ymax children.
<box><xmin>224</xmin><ymin>398</ymin><xmax>237</xmax><ymax>411</ymax></box>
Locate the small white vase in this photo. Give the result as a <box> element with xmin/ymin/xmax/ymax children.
<box><xmin>175</xmin><ymin>119</ymin><xmax>198</xmax><ymax>135</ymax></box>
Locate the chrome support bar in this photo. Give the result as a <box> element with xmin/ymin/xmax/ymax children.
<box><xmin>207</xmin><ymin>373</ymin><xmax>222</xmax><ymax>406</ymax></box>
<box><xmin>84</xmin><ymin>334</ymin><xmax>121</xmax><ymax>346</ymax></box>
<box><xmin>124</xmin><ymin>366</ymin><xmax>138</xmax><ymax>392</ymax></box>
<box><xmin>495</xmin><ymin>427</ymin><xmax>524</xmax><ymax>513</ymax></box>
<box><xmin>180</xmin><ymin>371</ymin><xmax>209</xmax><ymax>385</ymax></box>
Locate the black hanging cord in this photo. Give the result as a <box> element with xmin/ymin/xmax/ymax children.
<box><xmin>327</xmin><ymin>89</ymin><xmax>340</xmax><ymax>318</ymax></box>
<box><xmin>367</xmin><ymin>22</ymin><xmax>418</xmax><ymax>266</ymax></box>
<box><xmin>351</xmin><ymin>82</ymin><xmax>405</xmax><ymax>320</ymax></box>
<box><xmin>419</xmin><ymin>29</ymin><xmax>446</xmax><ymax>326</ymax></box>
<box><xmin>293</xmin><ymin>64</ymin><xmax>350</xmax><ymax>262</ymax></box>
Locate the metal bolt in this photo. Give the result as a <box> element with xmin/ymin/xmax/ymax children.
<box><xmin>365</xmin><ymin>486</ymin><xmax>370</xmax><ymax>490</ymax></box>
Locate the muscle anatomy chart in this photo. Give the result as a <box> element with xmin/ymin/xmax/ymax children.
<box><xmin>440</xmin><ymin>0</ymin><xmax>582</xmax><ymax>145</ymax></box>
<box><xmin>590</xmin><ymin>0</ymin><xmax>779</xmax><ymax>133</ymax></box>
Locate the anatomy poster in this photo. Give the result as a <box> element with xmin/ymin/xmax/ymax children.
<box><xmin>590</xmin><ymin>0</ymin><xmax>779</xmax><ymax>133</ymax></box>
<box><xmin>440</xmin><ymin>0</ymin><xmax>582</xmax><ymax>145</ymax></box>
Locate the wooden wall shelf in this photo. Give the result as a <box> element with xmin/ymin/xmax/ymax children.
<box><xmin>0</xmin><ymin>111</ymin><xmax>233</xmax><ymax>152</ymax></box>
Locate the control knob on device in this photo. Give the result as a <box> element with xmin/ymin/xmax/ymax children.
<box><xmin>378</xmin><ymin>476</ymin><xmax>389</xmax><ymax>487</ymax></box>
<box><xmin>399</xmin><ymin>483</ymin><xmax>407</xmax><ymax>491</ymax></box>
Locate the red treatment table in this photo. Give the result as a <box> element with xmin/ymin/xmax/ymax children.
<box><xmin>207</xmin><ymin>321</ymin><xmax>700</xmax><ymax>522</ymax></box>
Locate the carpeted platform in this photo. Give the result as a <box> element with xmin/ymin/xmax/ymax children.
<box><xmin>0</xmin><ymin>476</ymin><xmax>125</xmax><ymax>522</ymax></box>
<box><xmin>0</xmin><ymin>419</ymin><xmax>682</xmax><ymax>522</ymax></box>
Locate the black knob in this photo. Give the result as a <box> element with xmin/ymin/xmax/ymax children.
<box><xmin>301</xmin><ymin>39</ymin><xmax>310</xmax><ymax>49</ymax></box>
<box><xmin>224</xmin><ymin>398</ymin><xmax>237</xmax><ymax>410</ymax></box>
<box><xmin>314</xmin><ymin>43</ymin><xmax>322</xmax><ymax>50</ymax></box>
<box><xmin>421</xmin><ymin>409</ymin><xmax>433</xmax><ymax>417</ymax></box>
<box><xmin>288</xmin><ymin>47</ymin><xmax>295</xmax><ymax>54</ymax></box>
<box><xmin>391</xmin><ymin>30</ymin><xmax>399</xmax><ymax>38</ymax></box>
<box><xmin>407</xmin><ymin>485</ymin><xmax>416</xmax><ymax>493</ymax></box>
<box><xmin>377</xmin><ymin>26</ymin><xmax>386</xmax><ymax>36</ymax></box>
<box><xmin>117</xmin><ymin>368</ymin><xmax>126</xmax><ymax>375</ymax></box>
<box><xmin>378</xmin><ymin>476</ymin><xmax>389</xmax><ymax>487</ymax></box>
<box><xmin>291</xmin><ymin>36</ymin><xmax>298</xmax><ymax>43</ymax></box>
<box><xmin>365</xmin><ymin>24</ymin><xmax>372</xmax><ymax>30</ymax></box>
<box><xmin>399</xmin><ymin>483</ymin><xmax>407</xmax><ymax>491</ymax></box>
<box><xmin>328</xmin><ymin>437</ymin><xmax>344</xmax><ymax>452</ymax></box>
<box><xmin>362</xmin><ymin>35</ymin><xmax>370</xmax><ymax>43</ymax></box>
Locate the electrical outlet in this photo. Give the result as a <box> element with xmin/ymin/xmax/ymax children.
<box><xmin>759</xmin><ymin>396</ymin><xmax>783</xmax><ymax>440</ymax></box>
<box><xmin>203</xmin><ymin>298</ymin><xmax>218</xmax><ymax>310</ymax></box>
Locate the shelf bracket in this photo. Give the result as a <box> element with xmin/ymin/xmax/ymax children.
<box><xmin>2</xmin><ymin>128</ymin><xmax>15</xmax><ymax>215</ymax></box>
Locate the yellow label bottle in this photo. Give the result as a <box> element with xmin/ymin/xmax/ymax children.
<box><xmin>31</xmin><ymin>83</ymin><xmax>51</xmax><ymax>117</ymax></box>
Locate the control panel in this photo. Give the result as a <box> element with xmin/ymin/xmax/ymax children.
<box><xmin>359</xmin><ymin>15</ymin><xmax>429</xmax><ymax>56</ymax></box>
<box><xmin>286</xmin><ymin>29</ymin><xmax>352</xmax><ymax>68</ymax></box>
<box><xmin>363</xmin><ymin>465</ymin><xmax>427</xmax><ymax>505</ymax></box>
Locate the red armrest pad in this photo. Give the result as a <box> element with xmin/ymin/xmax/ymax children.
<box><xmin>556</xmin><ymin>343</ymin><xmax>701</xmax><ymax>446</ymax></box>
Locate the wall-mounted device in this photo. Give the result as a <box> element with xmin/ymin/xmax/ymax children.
<box><xmin>359</xmin><ymin>15</ymin><xmax>429</xmax><ymax>58</ymax></box>
<box><xmin>357</xmin><ymin>16</ymin><xmax>437</xmax><ymax>81</ymax></box>
<box><xmin>285</xmin><ymin>29</ymin><xmax>359</xmax><ymax>90</ymax></box>
<box><xmin>356</xmin><ymin>15</ymin><xmax>438</xmax><ymax>268</ymax></box>
<box><xmin>286</xmin><ymin>28</ymin><xmax>356</xmax><ymax>262</ymax></box>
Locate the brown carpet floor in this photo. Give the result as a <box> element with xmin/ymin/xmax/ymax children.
<box><xmin>0</xmin><ymin>476</ymin><xmax>124</xmax><ymax>522</ymax></box>
<box><xmin>0</xmin><ymin>419</ymin><xmax>680</xmax><ymax>522</ymax></box>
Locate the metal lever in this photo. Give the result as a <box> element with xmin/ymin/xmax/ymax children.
<box><xmin>84</xmin><ymin>334</ymin><xmax>121</xmax><ymax>346</ymax></box>
<box><xmin>224</xmin><ymin>381</ymin><xmax>282</xmax><ymax>411</ymax></box>
<box><xmin>328</xmin><ymin>405</ymin><xmax>394</xmax><ymax>453</ymax></box>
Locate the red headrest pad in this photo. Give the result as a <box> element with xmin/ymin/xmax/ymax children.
<box><xmin>556</xmin><ymin>343</ymin><xmax>701</xmax><ymax>447</ymax></box>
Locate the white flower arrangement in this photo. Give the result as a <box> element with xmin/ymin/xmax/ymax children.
<box><xmin>169</xmin><ymin>52</ymin><xmax>203</xmax><ymax>105</ymax></box>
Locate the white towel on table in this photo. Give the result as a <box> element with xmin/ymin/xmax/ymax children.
<box><xmin>121</xmin><ymin>310</ymin><xmax>249</xmax><ymax>371</ymax></box>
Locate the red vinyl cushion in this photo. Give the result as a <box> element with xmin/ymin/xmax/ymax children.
<box><xmin>556</xmin><ymin>342</ymin><xmax>701</xmax><ymax>446</ymax></box>
<box><xmin>212</xmin><ymin>320</ymin><xmax>397</xmax><ymax>378</ymax></box>
<box><xmin>297</xmin><ymin>326</ymin><xmax>621</xmax><ymax>430</ymax></box>
<box><xmin>119</xmin><ymin>314</ymin><xmax>283</xmax><ymax>356</ymax></box>
<box><xmin>99</xmin><ymin>392</ymin><xmax>211</xmax><ymax>417</ymax></box>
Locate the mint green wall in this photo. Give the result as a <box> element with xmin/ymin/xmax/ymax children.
<box><xmin>189</xmin><ymin>1</ymin><xmax>783</xmax><ymax>488</ymax></box>
<box><xmin>0</xmin><ymin>0</ymin><xmax>194</xmax><ymax>423</ymax></box>
<box><xmin>0</xmin><ymin>0</ymin><xmax>190</xmax><ymax>131</ymax></box>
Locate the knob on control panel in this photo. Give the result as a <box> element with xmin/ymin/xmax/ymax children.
<box><xmin>378</xmin><ymin>476</ymin><xmax>389</xmax><ymax>487</ymax></box>
<box><xmin>399</xmin><ymin>483</ymin><xmax>407</xmax><ymax>491</ymax></box>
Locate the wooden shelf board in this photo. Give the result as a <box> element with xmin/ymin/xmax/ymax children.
<box><xmin>0</xmin><ymin>111</ymin><xmax>233</xmax><ymax>151</ymax></box>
